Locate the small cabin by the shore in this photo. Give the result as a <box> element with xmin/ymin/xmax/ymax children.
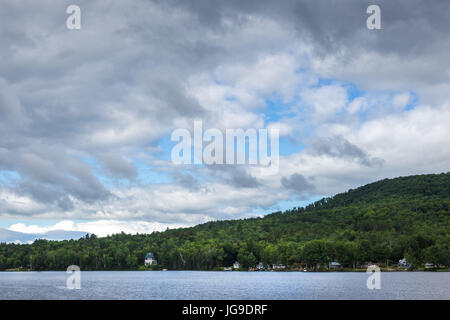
<box><xmin>145</xmin><ymin>252</ymin><xmax>157</xmax><ymax>266</ymax></box>
<box><xmin>256</xmin><ymin>262</ymin><xmax>264</xmax><ymax>270</ymax></box>
<box><xmin>233</xmin><ymin>261</ymin><xmax>240</xmax><ymax>269</ymax></box>
<box><xmin>329</xmin><ymin>261</ymin><xmax>343</xmax><ymax>269</ymax></box>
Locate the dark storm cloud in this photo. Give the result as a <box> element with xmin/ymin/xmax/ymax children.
<box><xmin>0</xmin><ymin>0</ymin><xmax>216</xmax><ymax>205</ymax></box>
<box><xmin>171</xmin><ymin>0</ymin><xmax>450</xmax><ymax>56</ymax></box>
<box><xmin>0</xmin><ymin>0</ymin><xmax>448</xmax><ymax>219</ymax></box>
<box><xmin>281</xmin><ymin>173</ymin><xmax>315</xmax><ymax>194</ymax></box>
<box><xmin>144</xmin><ymin>75</ymin><xmax>206</xmax><ymax>118</ymax></box>
<box><xmin>167</xmin><ymin>0</ymin><xmax>450</xmax><ymax>99</ymax></box>
<box><xmin>97</xmin><ymin>154</ymin><xmax>138</xmax><ymax>180</ymax></box>
<box><xmin>174</xmin><ymin>172</ymin><xmax>200</xmax><ymax>190</ymax></box>
<box><xmin>311</xmin><ymin>136</ymin><xmax>384</xmax><ymax>167</ymax></box>
<box><xmin>2</xmin><ymin>145</ymin><xmax>111</xmax><ymax>204</ymax></box>
<box><xmin>17</xmin><ymin>181</ymin><xmax>75</xmax><ymax>212</ymax></box>
<box><xmin>206</xmin><ymin>165</ymin><xmax>261</xmax><ymax>189</ymax></box>
<box><xmin>228</xmin><ymin>167</ymin><xmax>260</xmax><ymax>188</ymax></box>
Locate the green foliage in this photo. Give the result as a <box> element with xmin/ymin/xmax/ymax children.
<box><xmin>1</xmin><ymin>173</ymin><xmax>449</xmax><ymax>270</ymax></box>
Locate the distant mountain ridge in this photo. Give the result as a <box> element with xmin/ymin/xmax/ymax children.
<box><xmin>320</xmin><ymin>173</ymin><xmax>450</xmax><ymax>207</ymax></box>
<box><xmin>0</xmin><ymin>173</ymin><xmax>448</xmax><ymax>271</ymax></box>
<box><xmin>0</xmin><ymin>228</ymin><xmax>89</xmax><ymax>243</ymax></box>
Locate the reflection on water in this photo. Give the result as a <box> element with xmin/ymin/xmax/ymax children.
<box><xmin>0</xmin><ymin>271</ymin><xmax>449</xmax><ymax>300</ymax></box>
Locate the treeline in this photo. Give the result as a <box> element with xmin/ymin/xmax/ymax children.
<box><xmin>1</xmin><ymin>173</ymin><xmax>449</xmax><ymax>271</ymax></box>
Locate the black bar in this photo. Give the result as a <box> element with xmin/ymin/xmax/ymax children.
<box><xmin>0</xmin><ymin>300</ymin><xmax>448</xmax><ymax>319</ymax></box>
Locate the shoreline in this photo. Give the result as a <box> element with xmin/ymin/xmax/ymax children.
<box><xmin>2</xmin><ymin>269</ymin><xmax>449</xmax><ymax>272</ymax></box>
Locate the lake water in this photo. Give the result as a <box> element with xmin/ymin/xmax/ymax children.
<box><xmin>0</xmin><ymin>271</ymin><xmax>448</xmax><ymax>300</ymax></box>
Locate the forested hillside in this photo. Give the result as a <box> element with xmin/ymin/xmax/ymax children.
<box><xmin>1</xmin><ymin>173</ymin><xmax>449</xmax><ymax>271</ymax></box>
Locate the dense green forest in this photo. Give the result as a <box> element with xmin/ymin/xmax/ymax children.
<box><xmin>1</xmin><ymin>173</ymin><xmax>449</xmax><ymax>271</ymax></box>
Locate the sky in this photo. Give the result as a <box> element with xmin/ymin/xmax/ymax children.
<box><xmin>1</xmin><ymin>0</ymin><xmax>450</xmax><ymax>237</ymax></box>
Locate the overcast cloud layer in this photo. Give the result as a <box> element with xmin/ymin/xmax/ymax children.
<box><xmin>1</xmin><ymin>0</ymin><xmax>450</xmax><ymax>236</ymax></box>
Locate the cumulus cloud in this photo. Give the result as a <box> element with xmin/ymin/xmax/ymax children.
<box><xmin>281</xmin><ymin>173</ymin><xmax>315</xmax><ymax>194</ymax></box>
<box><xmin>7</xmin><ymin>220</ymin><xmax>185</xmax><ymax>237</ymax></box>
<box><xmin>0</xmin><ymin>0</ymin><xmax>449</xmax><ymax>234</ymax></box>
<box><xmin>310</xmin><ymin>136</ymin><xmax>385</xmax><ymax>167</ymax></box>
<box><xmin>301</xmin><ymin>85</ymin><xmax>348</xmax><ymax>118</ymax></box>
<box><xmin>205</xmin><ymin>165</ymin><xmax>261</xmax><ymax>189</ymax></box>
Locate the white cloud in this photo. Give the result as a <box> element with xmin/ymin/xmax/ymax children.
<box><xmin>311</xmin><ymin>50</ymin><xmax>450</xmax><ymax>106</ymax></box>
<box><xmin>348</xmin><ymin>97</ymin><xmax>369</xmax><ymax>114</ymax></box>
<box><xmin>301</xmin><ymin>85</ymin><xmax>348</xmax><ymax>119</ymax></box>
<box><xmin>392</xmin><ymin>92</ymin><xmax>412</xmax><ymax>111</ymax></box>
<box><xmin>1</xmin><ymin>1</ymin><xmax>450</xmax><ymax>229</ymax></box>
<box><xmin>273</xmin><ymin>101</ymin><xmax>450</xmax><ymax>197</ymax></box>
<box><xmin>7</xmin><ymin>220</ymin><xmax>186</xmax><ymax>237</ymax></box>
<box><xmin>267</xmin><ymin>121</ymin><xmax>293</xmax><ymax>137</ymax></box>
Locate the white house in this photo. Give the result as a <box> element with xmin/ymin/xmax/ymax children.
<box><xmin>329</xmin><ymin>261</ymin><xmax>343</xmax><ymax>269</ymax></box>
<box><xmin>256</xmin><ymin>262</ymin><xmax>264</xmax><ymax>270</ymax></box>
<box><xmin>425</xmin><ymin>263</ymin><xmax>436</xmax><ymax>269</ymax></box>
<box><xmin>272</xmin><ymin>264</ymin><xmax>286</xmax><ymax>270</ymax></box>
<box><xmin>233</xmin><ymin>261</ymin><xmax>240</xmax><ymax>269</ymax></box>
<box><xmin>145</xmin><ymin>252</ymin><xmax>157</xmax><ymax>266</ymax></box>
